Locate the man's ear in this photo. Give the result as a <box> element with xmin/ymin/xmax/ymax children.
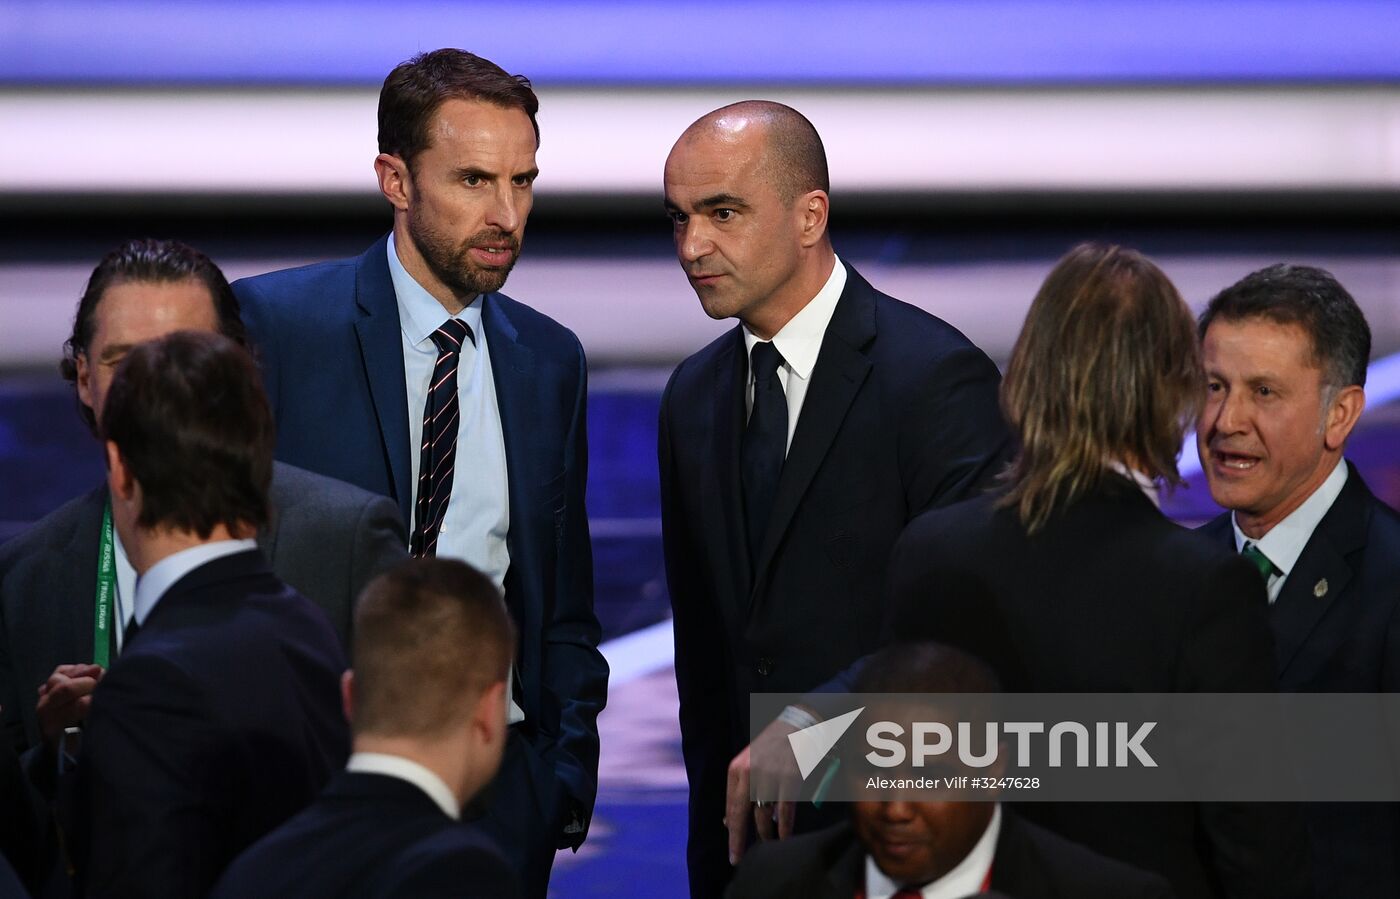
<box><xmin>105</xmin><ymin>440</ymin><xmax>135</xmax><ymax>501</ymax></box>
<box><xmin>1323</xmin><ymin>385</ymin><xmax>1365</xmax><ymax>451</ymax></box>
<box><xmin>374</xmin><ymin>153</ymin><xmax>413</xmax><ymax>212</ymax></box>
<box><xmin>797</xmin><ymin>189</ymin><xmax>830</xmax><ymax>249</ymax></box>
<box><xmin>473</xmin><ymin>680</ymin><xmax>508</xmax><ymax>748</ymax></box>
<box><xmin>76</xmin><ymin>352</ymin><xmax>95</xmax><ymax>416</ymax></box>
<box><xmin>340</xmin><ymin>669</ymin><xmax>355</xmax><ymax>725</ymax></box>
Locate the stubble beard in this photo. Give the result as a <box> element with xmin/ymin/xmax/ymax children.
<box><xmin>409</xmin><ymin>214</ymin><xmax>520</xmax><ymax>303</ymax></box>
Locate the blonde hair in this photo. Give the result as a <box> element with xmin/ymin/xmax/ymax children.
<box><xmin>1000</xmin><ymin>243</ymin><xmax>1202</xmax><ymax>533</ymax></box>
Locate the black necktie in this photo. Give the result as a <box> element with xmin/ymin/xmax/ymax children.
<box><xmin>412</xmin><ymin>318</ymin><xmax>474</xmax><ymax>558</ymax></box>
<box><xmin>742</xmin><ymin>341</ymin><xmax>788</xmax><ymax>564</ymax></box>
<box><xmin>122</xmin><ymin>617</ymin><xmax>141</xmax><ymax>649</ymax></box>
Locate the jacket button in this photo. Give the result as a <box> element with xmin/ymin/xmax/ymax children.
<box><xmin>756</xmin><ymin>657</ymin><xmax>773</xmax><ymax>677</ymax></box>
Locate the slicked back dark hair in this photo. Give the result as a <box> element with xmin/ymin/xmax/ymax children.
<box><xmin>378</xmin><ymin>48</ymin><xmax>540</xmax><ymax>170</ymax></box>
<box><xmin>62</xmin><ymin>238</ymin><xmax>249</xmax><ymax>434</ymax></box>
<box><xmin>101</xmin><ymin>331</ymin><xmax>272</xmax><ymax>538</ymax></box>
<box><xmin>351</xmin><ymin>558</ymin><xmax>516</xmax><ymax>738</ymax></box>
<box><xmin>1199</xmin><ymin>263</ymin><xmax>1371</xmax><ymax>390</ymax></box>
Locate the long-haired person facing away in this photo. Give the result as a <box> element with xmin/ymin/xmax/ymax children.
<box><xmin>882</xmin><ymin>243</ymin><xmax>1310</xmax><ymax>899</ymax></box>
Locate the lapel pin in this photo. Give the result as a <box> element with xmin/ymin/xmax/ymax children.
<box><xmin>1314</xmin><ymin>578</ymin><xmax>1329</xmax><ymax>598</ymax></box>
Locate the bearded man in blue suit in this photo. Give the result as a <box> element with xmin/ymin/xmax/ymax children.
<box><xmin>231</xmin><ymin>49</ymin><xmax>606</xmax><ymax>899</ymax></box>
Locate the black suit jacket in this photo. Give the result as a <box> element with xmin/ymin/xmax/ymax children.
<box><xmin>884</xmin><ymin>478</ymin><xmax>1308</xmax><ymax>899</ymax></box>
<box><xmin>660</xmin><ymin>262</ymin><xmax>1011</xmax><ymax>897</ymax></box>
<box><xmin>71</xmin><ymin>549</ymin><xmax>349</xmax><ymax>899</ymax></box>
<box><xmin>0</xmin><ymin>462</ymin><xmax>402</xmax><ymax>779</ymax></box>
<box><xmin>726</xmin><ymin>812</ymin><xmax>1175</xmax><ymax>899</ymax></box>
<box><xmin>1199</xmin><ymin>461</ymin><xmax>1400</xmax><ymax>897</ymax></box>
<box><xmin>212</xmin><ymin>770</ymin><xmax>521</xmax><ymax>899</ymax></box>
<box><xmin>234</xmin><ymin>239</ymin><xmax>606</xmax><ymax>877</ymax></box>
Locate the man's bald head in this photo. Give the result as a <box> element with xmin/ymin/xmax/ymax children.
<box><xmin>677</xmin><ymin>100</ymin><xmax>829</xmax><ymax>205</ymax></box>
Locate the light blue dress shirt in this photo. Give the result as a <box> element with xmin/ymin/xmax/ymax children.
<box><xmin>132</xmin><ymin>538</ymin><xmax>259</xmax><ymax>627</ymax></box>
<box><xmin>387</xmin><ymin>234</ymin><xmax>512</xmax><ymax>589</ymax></box>
<box><xmin>387</xmin><ymin>236</ymin><xmax>520</xmax><ymax>723</ymax></box>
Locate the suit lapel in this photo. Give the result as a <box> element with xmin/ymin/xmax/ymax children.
<box><xmin>712</xmin><ymin>330</ymin><xmax>751</xmax><ymax>598</ymax></box>
<box><xmin>751</xmin><ymin>267</ymin><xmax>875</xmax><ymax>600</ymax></box>
<box><xmin>256</xmin><ymin>462</ymin><xmax>284</xmax><ymax>565</ymax></box>
<box><xmin>1270</xmin><ymin>464</ymin><xmax>1369</xmax><ymax>677</ymax></box>
<box><xmin>352</xmin><ymin>237</ymin><xmax>413</xmax><ymax>526</ymax></box>
<box><xmin>481</xmin><ymin>294</ymin><xmax>536</xmax><ymax>624</ymax></box>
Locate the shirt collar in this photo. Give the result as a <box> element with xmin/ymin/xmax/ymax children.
<box><xmin>132</xmin><ymin>539</ymin><xmax>259</xmax><ymax>626</ymax></box>
<box><xmin>1232</xmin><ymin>458</ymin><xmax>1348</xmax><ymax>577</ymax></box>
<box><xmin>864</xmin><ymin>803</ymin><xmax>1001</xmax><ymax>899</ymax></box>
<box><xmin>387</xmin><ymin>233</ymin><xmax>483</xmax><ymax>348</ymax></box>
<box><xmin>347</xmin><ymin>752</ymin><xmax>461</xmax><ymax>819</ymax></box>
<box><xmin>742</xmin><ymin>256</ymin><xmax>847</xmax><ymax>381</ymax></box>
<box><xmin>1107</xmin><ymin>460</ymin><xmax>1161</xmax><ymax>508</ymax></box>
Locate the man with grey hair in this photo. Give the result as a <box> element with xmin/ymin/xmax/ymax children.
<box><xmin>660</xmin><ymin>100</ymin><xmax>1011</xmax><ymax>896</ymax></box>
<box><xmin>1196</xmin><ymin>263</ymin><xmax>1400</xmax><ymax>897</ymax></box>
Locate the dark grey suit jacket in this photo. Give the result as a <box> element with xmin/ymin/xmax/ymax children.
<box><xmin>0</xmin><ymin>461</ymin><xmax>405</xmax><ymax>778</ymax></box>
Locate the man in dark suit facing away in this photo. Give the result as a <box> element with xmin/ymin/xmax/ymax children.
<box><xmin>69</xmin><ymin>331</ymin><xmax>350</xmax><ymax>898</ymax></box>
<box><xmin>231</xmin><ymin>52</ymin><xmax>606</xmax><ymax>896</ymax></box>
<box><xmin>728</xmin><ymin>643</ymin><xmax>1173</xmax><ymax>899</ymax></box>
<box><xmin>0</xmin><ymin>240</ymin><xmax>403</xmax><ymax>809</ymax></box>
<box><xmin>1195</xmin><ymin>264</ymin><xmax>1400</xmax><ymax>897</ymax></box>
<box><xmin>215</xmin><ymin>558</ymin><xmax>521</xmax><ymax>899</ymax></box>
<box><xmin>659</xmin><ymin>100</ymin><xmax>1012</xmax><ymax>896</ymax></box>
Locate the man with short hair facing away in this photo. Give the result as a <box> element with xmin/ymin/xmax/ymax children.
<box><xmin>69</xmin><ymin>331</ymin><xmax>349</xmax><ymax>898</ymax></box>
<box><xmin>214</xmin><ymin>558</ymin><xmax>520</xmax><ymax>899</ymax></box>
<box><xmin>1196</xmin><ymin>264</ymin><xmax>1400</xmax><ymax>897</ymax></box>
<box><xmin>727</xmin><ymin>642</ymin><xmax>1174</xmax><ymax>899</ymax></box>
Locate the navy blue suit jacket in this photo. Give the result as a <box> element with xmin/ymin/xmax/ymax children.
<box><xmin>212</xmin><ymin>770</ymin><xmax>520</xmax><ymax>899</ymax></box>
<box><xmin>1199</xmin><ymin>461</ymin><xmax>1400</xmax><ymax>897</ymax></box>
<box><xmin>660</xmin><ymin>262</ymin><xmax>1012</xmax><ymax>897</ymax></box>
<box><xmin>72</xmin><ymin>550</ymin><xmax>349</xmax><ymax>899</ymax></box>
<box><xmin>232</xmin><ymin>237</ymin><xmax>606</xmax><ymax>855</ymax></box>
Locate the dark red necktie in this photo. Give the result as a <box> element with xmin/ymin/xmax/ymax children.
<box><xmin>411</xmin><ymin>318</ymin><xmax>473</xmax><ymax>558</ymax></box>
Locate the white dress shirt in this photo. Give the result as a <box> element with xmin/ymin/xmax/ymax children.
<box><xmin>743</xmin><ymin>257</ymin><xmax>847</xmax><ymax>453</ymax></box>
<box><xmin>347</xmin><ymin>751</ymin><xmax>460</xmax><ymax>819</ymax></box>
<box><xmin>388</xmin><ymin>236</ymin><xmax>522</xmax><ymax>724</ymax></box>
<box><xmin>1232</xmin><ymin>459</ymin><xmax>1348</xmax><ymax>603</ymax></box>
<box><xmin>1108</xmin><ymin>461</ymin><xmax>1161</xmax><ymax>508</ymax></box>
<box><xmin>863</xmin><ymin>804</ymin><xmax>1001</xmax><ymax>899</ymax></box>
<box><xmin>131</xmin><ymin>538</ymin><xmax>259</xmax><ymax>627</ymax></box>
<box><xmin>112</xmin><ymin>522</ymin><xmax>137</xmax><ymax>652</ymax></box>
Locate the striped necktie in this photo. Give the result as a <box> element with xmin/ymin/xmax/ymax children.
<box><xmin>411</xmin><ymin>318</ymin><xmax>473</xmax><ymax>558</ymax></box>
